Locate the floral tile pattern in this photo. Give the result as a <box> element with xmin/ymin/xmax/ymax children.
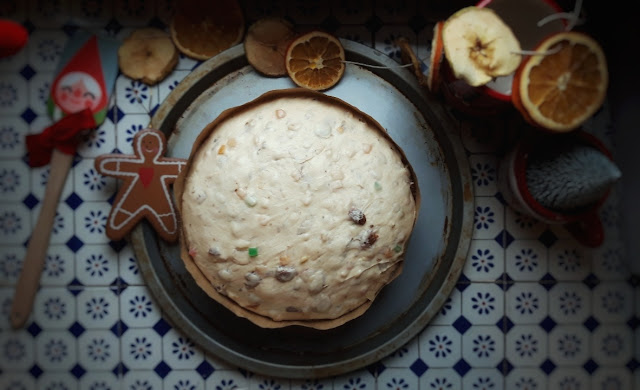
<box><xmin>0</xmin><ymin>0</ymin><xmax>636</xmax><ymax>389</ymax></box>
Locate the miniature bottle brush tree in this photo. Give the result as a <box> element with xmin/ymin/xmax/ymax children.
<box><xmin>526</xmin><ymin>141</ymin><xmax>621</xmax><ymax>212</ymax></box>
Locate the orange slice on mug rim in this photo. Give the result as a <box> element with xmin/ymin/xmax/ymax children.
<box><xmin>512</xmin><ymin>31</ymin><xmax>608</xmax><ymax>132</ymax></box>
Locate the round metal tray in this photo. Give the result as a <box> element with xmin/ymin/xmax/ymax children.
<box><xmin>130</xmin><ymin>40</ymin><xmax>473</xmax><ymax>378</ymax></box>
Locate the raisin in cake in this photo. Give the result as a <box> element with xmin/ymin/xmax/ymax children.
<box><xmin>175</xmin><ymin>89</ymin><xmax>419</xmax><ymax>329</ymax></box>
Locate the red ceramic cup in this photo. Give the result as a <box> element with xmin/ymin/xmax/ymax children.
<box><xmin>498</xmin><ymin>131</ymin><xmax>613</xmax><ymax>247</ymax></box>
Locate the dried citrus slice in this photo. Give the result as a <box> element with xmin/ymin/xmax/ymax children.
<box><xmin>244</xmin><ymin>17</ymin><xmax>296</xmax><ymax>76</ymax></box>
<box><xmin>396</xmin><ymin>36</ymin><xmax>428</xmax><ymax>88</ymax></box>
<box><xmin>285</xmin><ymin>31</ymin><xmax>345</xmax><ymax>91</ymax></box>
<box><xmin>427</xmin><ymin>21</ymin><xmax>444</xmax><ymax>93</ymax></box>
<box><xmin>513</xmin><ymin>31</ymin><xmax>608</xmax><ymax>132</ymax></box>
<box><xmin>170</xmin><ymin>0</ymin><xmax>245</xmax><ymax>60</ymax></box>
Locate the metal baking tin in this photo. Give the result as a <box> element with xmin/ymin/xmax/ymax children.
<box><xmin>130</xmin><ymin>40</ymin><xmax>474</xmax><ymax>379</ymax></box>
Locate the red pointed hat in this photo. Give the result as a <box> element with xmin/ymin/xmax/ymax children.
<box><xmin>50</xmin><ymin>36</ymin><xmax>108</xmax><ymax>115</ymax></box>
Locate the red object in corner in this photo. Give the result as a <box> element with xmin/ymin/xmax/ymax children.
<box><xmin>0</xmin><ymin>19</ymin><xmax>28</xmax><ymax>58</ymax></box>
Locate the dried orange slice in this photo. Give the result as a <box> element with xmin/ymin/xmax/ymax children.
<box><xmin>427</xmin><ymin>21</ymin><xmax>444</xmax><ymax>93</ymax></box>
<box><xmin>285</xmin><ymin>31</ymin><xmax>345</xmax><ymax>91</ymax></box>
<box><xmin>396</xmin><ymin>36</ymin><xmax>428</xmax><ymax>88</ymax></box>
<box><xmin>513</xmin><ymin>31</ymin><xmax>608</xmax><ymax>132</ymax></box>
<box><xmin>170</xmin><ymin>0</ymin><xmax>245</xmax><ymax>60</ymax></box>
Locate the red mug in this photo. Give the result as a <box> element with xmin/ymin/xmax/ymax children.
<box><xmin>498</xmin><ymin>131</ymin><xmax>614</xmax><ymax>247</ymax></box>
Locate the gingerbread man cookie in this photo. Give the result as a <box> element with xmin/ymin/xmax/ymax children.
<box><xmin>95</xmin><ymin>129</ymin><xmax>186</xmax><ymax>242</ymax></box>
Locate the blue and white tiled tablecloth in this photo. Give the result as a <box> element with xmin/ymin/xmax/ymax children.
<box><xmin>0</xmin><ymin>1</ymin><xmax>637</xmax><ymax>389</ymax></box>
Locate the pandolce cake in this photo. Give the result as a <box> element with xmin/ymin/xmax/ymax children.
<box><xmin>174</xmin><ymin>89</ymin><xmax>420</xmax><ymax>329</ymax></box>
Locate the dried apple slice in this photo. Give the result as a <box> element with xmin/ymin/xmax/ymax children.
<box><xmin>118</xmin><ymin>28</ymin><xmax>178</xmax><ymax>85</ymax></box>
<box><xmin>442</xmin><ymin>6</ymin><xmax>522</xmax><ymax>87</ymax></box>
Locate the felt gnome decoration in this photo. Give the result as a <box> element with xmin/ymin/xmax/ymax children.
<box><xmin>12</xmin><ymin>31</ymin><xmax>119</xmax><ymax>330</ymax></box>
<box><xmin>25</xmin><ymin>31</ymin><xmax>120</xmax><ymax>167</ymax></box>
<box><xmin>47</xmin><ymin>32</ymin><xmax>119</xmax><ymax>125</ymax></box>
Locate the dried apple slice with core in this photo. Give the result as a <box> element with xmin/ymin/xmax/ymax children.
<box><xmin>442</xmin><ymin>6</ymin><xmax>522</xmax><ymax>87</ymax></box>
<box><xmin>118</xmin><ymin>28</ymin><xmax>178</xmax><ymax>86</ymax></box>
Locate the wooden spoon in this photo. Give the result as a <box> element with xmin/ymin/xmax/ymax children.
<box><xmin>10</xmin><ymin>150</ymin><xmax>73</xmax><ymax>328</ymax></box>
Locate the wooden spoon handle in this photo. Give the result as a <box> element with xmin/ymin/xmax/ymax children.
<box><xmin>10</xmin><ymin>150</ymin><xmax>74</xmax><ymax>329</ymax></box>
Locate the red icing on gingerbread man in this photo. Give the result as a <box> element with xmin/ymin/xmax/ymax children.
<box><xmin>95</xmin><ymin>129</ymin><xmax>186</xmax><ymax>242</ymax></box>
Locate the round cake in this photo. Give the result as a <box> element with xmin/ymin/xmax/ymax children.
<box><xmin>174</xmin><ymin>89</ymin><xmax>420</xmax><ymax>329</ymax></box>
